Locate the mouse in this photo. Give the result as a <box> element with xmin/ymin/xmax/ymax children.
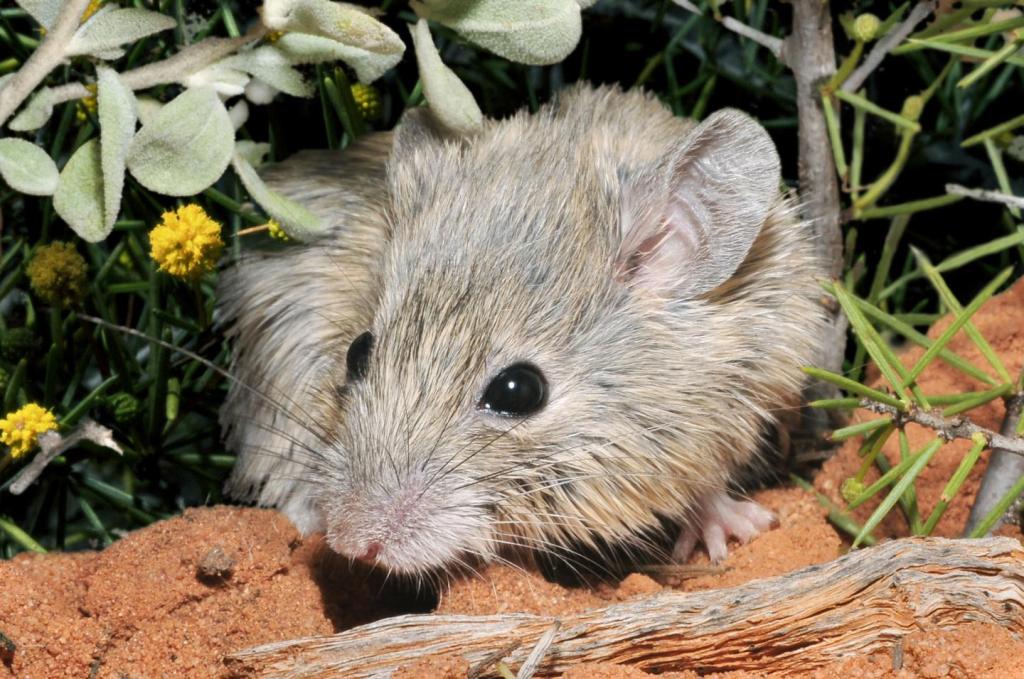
<box><xmin>216</xmin><ymin>83</ymin><xmax>827</xmax><ymax>576</ymax></box>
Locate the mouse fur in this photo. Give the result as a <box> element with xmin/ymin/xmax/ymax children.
<box><xmin>217</xmin><ymin>84</ymin><xmax>827</xmax><ymax>575</ymax></box>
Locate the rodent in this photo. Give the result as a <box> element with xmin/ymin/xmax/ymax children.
<box><xmin>217</xmin><ymin>84</ymin><xmax>827</xmax><ymax>576</ymax></box>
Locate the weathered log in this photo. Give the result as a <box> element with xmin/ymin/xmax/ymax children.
<box><xmin>225</xmin><ymin>537</ymin><xmax>1024</xmax><ymax>678</ymax></box>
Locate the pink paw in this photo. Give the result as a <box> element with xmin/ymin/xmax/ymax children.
<box><xmin>672</xmin><ymin>492</ymin><xmax>777</xmax><ymax>563</ymax></box>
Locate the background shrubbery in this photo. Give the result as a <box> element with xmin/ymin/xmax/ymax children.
<box><xmin>1</xmin><ymin>0</ymin><xmax>1022</xmax><ymax>555</ymax></box>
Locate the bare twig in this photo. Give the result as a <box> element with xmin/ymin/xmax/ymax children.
<box><xmin>946</xmin><ymin>183</ymin><xmax>1024</xmax><ymax>210</ymax></box>
<box><xmin>861</xmin><ymin>400</ymin><xmax>1024</xmax><ymax>457</ymax></box>
<box><xmin>21</xmin><ymin>28</ymin><xmax>266</xmax><ymax>119</ymax></box>
<box><xmin>841</xmin><ymin>1</ymin><xmax>938</xmax><ymax>94</ymax></box>
<box><xmin>965</xmin><ymin>395</ymin><xmax>1024</xmax><ymax>535</ymax></box>
<box><xmin>8</xmin><ymin>419</ymin><xmax>123</xmax><ymax>495</ymax></box>
<box><xmin>516</xmin><ymin>621</ymin><xmax>561</xmax><ymax>679</ymax></box>
<box><xmin>670</xmin><ymin>0</ymin><xmax>785</xmax><ymax>61</ymax></box>
<box><xmin>0</xmin><ymin>0</ymin><xmax>92</xmax><ymax>127</ymax></box>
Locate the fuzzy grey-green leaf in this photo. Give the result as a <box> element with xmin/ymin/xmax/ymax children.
<box><xmin>0</xmin><ymin>138</ymin><xmax>59</xmax><ymax>196</ymax></box>
<box><xmin>69</xmin><ymin>8</ymin><xmax>176</xmax><ymax>57</ymax></box>
<box><xmin>232</xmin><ymin>153</ymin><xmax>324</xmax><ymax>241</ymax></box>
<box><xmin>9</xmin><ymin>89</ymin><xmax>56</xmax><ymax>132</ymax></box>
<box><xmin>15</xmin><ymin>0</ymin><xmax>61</xmax><ymax>29</ymax></box>
<box><xmin>126</xmin><ymin>87</ymin><xmax>234</xmax><ymax>196</ymax></box>
<box><xmin>224</xmin><ymin>47</ymin><xmax>312</xmax><ymax>98</ymax></box>
<box><xmin>411</xmin><ymin>0</ymin><xmax>582</xmax><ymax>65</ymax></box>
<box><xmin>274</xmin><ymin>32</ymin><xmax>401</xmax><ymax>84</ymax></box>
<box><xmin>97</xmin><ymin>67</ymin><xmax>137</xmax><ymax>230</ymax></box>
<box><xmin>53</xmin><ymin>139</ymin><xmax>107</xmax><ymax>241</ymax></box>
<box><xmin>410</xmin><ymin>19</ymin><xmax>482</xmax><ymax>136</ymax></box>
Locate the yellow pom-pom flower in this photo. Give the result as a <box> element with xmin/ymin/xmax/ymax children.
<box><xmin>1</xmin><ymin>403</ymin><xmax>57</xmax><ymax>460</ymax></box>
<box><xmin>149</xmin><ymin>204</ymin><xmax>225</xmax><ymax>280</ymax></box>
<box><xmin>267</xmin><ymin>219</ymin><xmax>291</xmax><ymax>242</ymax></box>
<box><xmin>76</xmin><ymin>83</ymin><xmax>98</xmax><ymax>123</ymax></box>
<box><xmin>851</xmin><ymin>13</ymin><xmax>881</xmax><ymax>42</ymax></box>
<box><xmin>26</xmin><ymin>241</ymin><xmax>89</xmax><ymax>308</ymax></box>
<box><xmin>351</xmin><ymin>83</ymin><xmax>382</xmax><ymax>121</ymax></box>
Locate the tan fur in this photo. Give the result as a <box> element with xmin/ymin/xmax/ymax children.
<box><xmin>217</xmin><ymin>85</ymin><xmax>827</xmax><ymax>572</ymax></box>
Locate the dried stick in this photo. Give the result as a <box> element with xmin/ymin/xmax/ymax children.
<box><xmin>861</xmin><ymin>400</ymin><xmax>1024</xmax><ymax>457</ymax></box>
<box><xmin>671</xmin><ymin>0</ymin><xmax>785</xmax><ymax>60</ymax></box>
<box><xmin>947</xmin><ymin>183</ymin><xmax>1024</xmax><ymax>211</ymax></box>
<box><xmin>225</xmin><ymin>537</ymin><xmax>1024</xmax><ymax>678</ymax></box>
<box><xmin>19</xmin><ymin>28</ymin><xmax>266</xmax><ymax>119</ymax></box>
<box><xmin>966</xmin><ymin>395</ymin><xmax>1024</xmax><ymax>535</ymax></box>
<box><xmin>0</xmin><ymin>0</ymin><xmax>92</xmax><ymax>127</ymax></box>
<box><xmin>841</xmin><ymin>1</ymin><xmax>938</xmax><ymax>94</ymax></box>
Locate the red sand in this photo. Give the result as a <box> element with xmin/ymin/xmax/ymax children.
<box><xmin>2</xmin><ymin>281</ymin><xmax>1023</xmax><ymax>677</ymax></box>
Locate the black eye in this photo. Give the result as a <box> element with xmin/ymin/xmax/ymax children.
<box><xmin>479</xmin><ymin>363</ymin><xmax>548</xmax><ymax>417</ymax></box>
<box><xmin>346</xmin><ymin>331</ymin><xmax>373</xmax><ymax>382</ymax></box>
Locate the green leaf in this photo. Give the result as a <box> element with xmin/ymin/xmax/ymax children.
<box><xmin>126</xmin><ymin>87</ymin><xmax>235</xmax><ymax>197</ymax></box>
<box><xmin>224</xmin><ymin>47</ymin><xmax>312</xmax><ymax>98</ymax></box>
<box><xmin>9</xmin><ymin>89</ymin><xmax>57</xmax><ymax>132</ymax></box>
<box><xmin>53</xmin><ymin>139</ymin><xmax>107</xmax><ymax>242</ymax></box>
<box><xmin>852</xmin><ymin>438</ymin><xmax>942</xmax><ymax>548</ymax></box>
<box><xmin>410</xmin><ymin>19</ymin><xmax>483</xmax><ymax>136</ymax></box>
<box><xmin>412</xmin><ymin>0</ymin><xmax>583</xmax><ymax>65</ymax></box>
<box><xmin>232</xmin><ymin>151</ymin><xmax>325</xmax><ymax>241</ymax></box>
<box><xmin>69</xmin><ymin>8</ymin><xmax>177</xmax><ymax>57</ymax></box>
<box><xmin>234</xmin><ymin>140</ymin><xmax>270</xmax><ymax>167</ymax></box>
<box><xmin>0</xmin><ymin>138</ymin><xmax>59</xmax><ymax>196</ymax></box>
<box><xmin>912</xmin><ymin>248</ymin><xmax>1013</xmax><ymax>384</ymax></box>
<box><xmin>271</xmin><ymin>0</ymin><xmax>404</xmax><ymax>83</ymax></box>
<box><xmin>15</xmin><ymin>0</ymin><xmax>61</xmax><ymax>29</ymax></box>
<box><xmin>97</xmin><ymin>67</ymin><xmax>137</xmax><ymax>231</ymax></box>
<box><xmin>274</xmin><ymin>32</ymin><xmax>402</xmax><ymax>84</ymax></box>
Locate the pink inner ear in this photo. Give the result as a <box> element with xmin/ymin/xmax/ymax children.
<box><xmin>618</xmin><ymin>188</ymin><xmax>707</xmax><ymax>294</ymax></box>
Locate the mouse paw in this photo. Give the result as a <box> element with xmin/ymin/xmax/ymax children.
<box><xmin>672</xmin><ymin>493</ymin><xmax>777</xmax><ymax>564</ymax></box>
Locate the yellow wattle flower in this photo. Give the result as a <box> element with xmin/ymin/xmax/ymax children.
<box><xmin>149</xmin><ymin>204</ymin><xmax>225</xmax><ymax>280</ymax></box>
<box><xmin>267</xmin><ymin>219</ymin><xmax>290</xmax><ymax>242</ymax></box>
<box><xmin>76</xmin><ymin>83</ymin><xmax>98</xmax><ymax>123</ymax></box>
<box><xmin>351</xmin><ymin>83</ymin><xmax>382</xmax><ymax>121</ymax></box>
<box><xmin>1</xmin><ymin>403</ymin><xmax>57</xmax><ymax>460</ymax></box>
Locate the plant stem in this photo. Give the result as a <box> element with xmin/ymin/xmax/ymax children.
<box><xmin>0</xmin><ymin>0</ymin><xmax>91</xmax><ymax>127</ymax></box>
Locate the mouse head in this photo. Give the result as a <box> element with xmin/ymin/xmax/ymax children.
<box><xmin>313</xmin><ymin>95</ymin><xmax>786</xmax><ymax>576</ymax></box>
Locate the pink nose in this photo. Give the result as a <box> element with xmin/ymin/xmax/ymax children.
<box><xmin>356</xmin><ymin>542</ymin><xmax>382</xmax><ymax>563</ymax></box>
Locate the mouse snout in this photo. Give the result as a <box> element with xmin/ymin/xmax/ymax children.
<box><xmin>320</xmin><ymin>467</ymin><xmax>494</xmax><ymax>574</ymax></box>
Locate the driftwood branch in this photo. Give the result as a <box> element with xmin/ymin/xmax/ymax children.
<box><xmin>225</xmin><ymin>537</ymin><xmax>1024</xmax><ymax>678</ymax></box>
<box><xmin>862</xmin><ymin>400</ymin><xmax>1024</xmax><ymax>457</ymax></box>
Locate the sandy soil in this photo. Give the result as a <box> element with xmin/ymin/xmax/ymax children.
<box><xmin>2</xmin><ymin>281</ymin><xmax>1023</xmax><ymax>678</ymax></box>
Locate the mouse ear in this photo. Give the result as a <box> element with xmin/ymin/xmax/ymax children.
<box><xmin>617</xmin><ymin>109</ymin><xmax>781</xmax><ymax>299</ymax></box>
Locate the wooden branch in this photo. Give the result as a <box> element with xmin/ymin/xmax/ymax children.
<box><xmin>841</xmin><ymin>1</ymin><xmax>938</xmax><ymax>94</ymax></box>
<box><xmin>966</xmin><ymin>395</ymin><xmax>1024</xmax><ymax>535</ymax></box>
<box><xmin>225</xmin><ymin>537</ymin><xmax>1024</xmax><ymax>678</ymax></box>
<box><xmin>783</xmin><ymin>0</ymin><xmax>841</xmax><ymax>279</ymax></box>
<box><xmin>0</xmin><ymin>0</ymin><xmax>92</xmax><ymax>127</ymax></box>
<box><xmin>670</xmin><ymin>0</ymin><xmax>785</xmax><ymax>61</ymax></box>
<box><xmin>947</xmin><ymin>183</ymin><xmax>1024</xmax><ymax>211</ymax></box>
<box><xmin>863</xmin><ymin>400</ymin><xmax>1024</xmax><ymax>457</ymax></box>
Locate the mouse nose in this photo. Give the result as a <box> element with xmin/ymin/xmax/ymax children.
<box><xmin>355</xmin><ymin>541</ymin><xmax>383</xmax><ymax>564</ymax></box>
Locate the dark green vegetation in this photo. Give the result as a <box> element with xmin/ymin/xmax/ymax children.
<box><xmin>1</xmin><ymin>0</ymin><xmax>1022</xmax><ymax>555</ymax></box>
